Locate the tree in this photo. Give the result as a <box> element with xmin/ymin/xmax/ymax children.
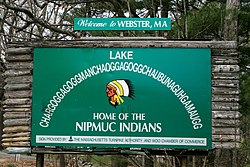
<box><xmin>224</xmin><ymin>0</ymin><xmax>240</xmax><ymax>41</ymax></box>
<box><xmin>169</xmin><ymin>2</ymin><xmax>225</xmax><ymax>40</ymax></box>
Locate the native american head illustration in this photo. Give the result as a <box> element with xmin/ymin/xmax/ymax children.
<box><xmin>106</xmin><ymin>79</ymin><xmax>135</xmax><ymax>107</ymax></box>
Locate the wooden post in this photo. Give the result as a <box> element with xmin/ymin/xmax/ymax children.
<box><xmin>181</xmin><ymin>156</ymin><xmax>187</xmax><ymax>167</ymax></box>
<box><xmin>36</xmin><ymin>153</ymin><xmax>44</xmax><ymax>167</ymax></box>
<box><xmin>192</xmin><ymin>156</ymin><xmax>196</xmax><ymax>167</ymax></box>
<box><xmin>142</xmin><ymin>155</ymin><xmax>145</xmax><ymax>167</ymax></box>
<box><xmin>214</xmin><ymin>149</ymin><xmax>221</xmax><ymax>167</ymax></box>
<box><xmin>59</xmin><ymin>154</ymin><xmax>66</xmax><ymax>167</ymax></box>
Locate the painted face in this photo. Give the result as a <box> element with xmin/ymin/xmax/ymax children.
<box><xmin>106</xmin><ymin>85</ymin><xmax>116</xmax><ymax>97</ymax></box>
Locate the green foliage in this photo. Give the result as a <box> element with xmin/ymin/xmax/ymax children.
<box><xmin>238</xmin><ymin>3</ymin><xmax>250</xmax><ymax>45</ymax></box>
<box><xmin>189</xmin><ymin>2</ymin><xmax>225</xmax><ymax>39</ymax></box>
<box><xmin>235</xmin><ymin>3</ymin><xmax>250</xmax><ymax>166</ymax></box>
<box><xmin>239</xmin><ymin>46</ymin><xmax>250</xmax><ymax>133</ymax></box>
<box><xmin>91</xmin><ymin>155</ymin><xmax>111</xmax><ymax>167</ymax></box>
<box><xmin>169</xmin><ymin>2</ymin><xmax>225</xmax><ymax>39</ymax></box>
<box><xmin>239</xmin><ymin>46</ymin><xmax>250</xmax><ymax>166</ymax></box>
<box><xmin>6</xmin><ymin>164</ymin><xmax>16</xmax><ymax>167</ymax></box>
<box><xmin>110</xmin><ymin>155</ymin><xmax>128</xmax><ymax>167</ymax></box>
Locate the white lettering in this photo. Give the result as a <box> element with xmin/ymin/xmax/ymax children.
<box><xmin>110</xmin><ymin>51</ymin><xmax>133</xmax><ymax>59</ymax></box>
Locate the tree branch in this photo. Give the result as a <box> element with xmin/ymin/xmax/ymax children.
<box><xmin>1</xmin><ymin>0</ymin><xmax>76</xmax><ymax>38</ymax></box>
<box><xmin>34</xmin><ymin>0</ymin><xmax>48</xmax><ymax>9</ymax></box>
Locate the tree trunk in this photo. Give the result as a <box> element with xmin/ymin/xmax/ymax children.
<box><xmin>161</xmin><ymin>0</ymin><xmax>170</xmax><ymax>37</ymax></box>
<box><xmin>224</xmin><ymin>0</ymin><xmax>240</xmax><ymax>166</ymax></box>
<box><xmin>175</xmin><ymin>0</ymin><xmax>181</xmax><ymax>39</ymax></box>
<box><xmin>183</xmin><ymin>0</ymin><xmax>188</xmax><ymax>39</ymax></box>
<box><xmin>224</xmin><ymin>0</ymin><xmax>240</xmax><ymax>41</ymax></box>
<box><xmin>85</xmin><ymin>0</ymin><xmax>91</xmax><ymax>18</ymax></box>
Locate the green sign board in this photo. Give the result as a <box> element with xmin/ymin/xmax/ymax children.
<box><xmin>74</xmin><ymin>18</ymin><xmax>171</xmax><ymax>30</ymax></box>
<box><xmin>31</xmin><ymin>48</ymin><xmax>211</xmax><ymax>149</ymax></box>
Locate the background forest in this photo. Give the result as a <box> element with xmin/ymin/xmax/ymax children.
<box><xmin>0</xmin><ymin>0</ymin><xmax>249</xmax><ymax>166</ymax></box>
